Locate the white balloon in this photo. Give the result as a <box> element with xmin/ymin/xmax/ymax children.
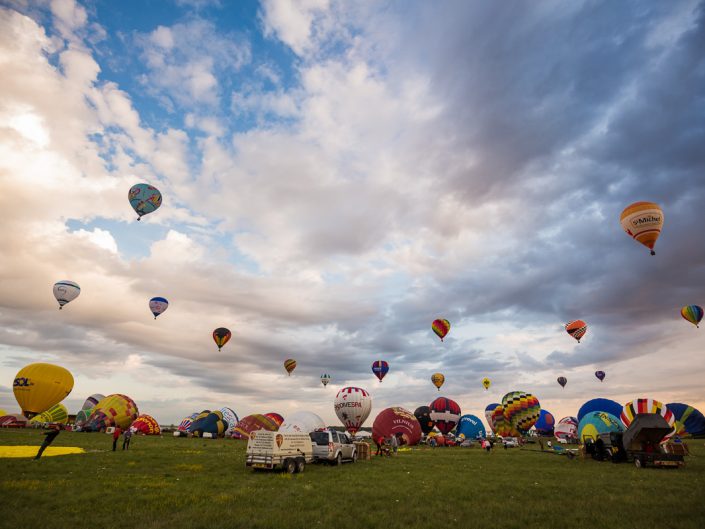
<box><xmin>334</xmin><ymin>387</ymin><xmax>372</xmax><ymax>434</ymax></box>
<box><xmin>220</xmin><ymin>406</ymin><xmax>239</xmax><ymax>436</ymax></box>
<box><xmin>53</xmin><ymin>280</ymin><xmax>80</xmax><ymax>309</ymax></box>
<box><xmin>280</xmin><ymin>411</ymin><xmax>325</xmax><ymax>433</ymax></box>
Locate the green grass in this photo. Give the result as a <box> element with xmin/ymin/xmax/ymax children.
<box><xmin>1</xmin><ymin>429</ymin><xmax>704</xmax><ymax>529</ymax></box>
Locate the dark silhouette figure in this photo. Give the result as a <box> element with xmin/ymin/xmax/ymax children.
<box><xmin>112</xmin><ymin>426</ymin><xmax>122</xmax><ymax>451</ymax></box>
<box><xmin>34</xmin><ymin>425</ymin><xmax>61</xmax><ymax>460</ymax></box>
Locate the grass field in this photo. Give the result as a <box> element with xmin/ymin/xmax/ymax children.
<box><xmin>2</xmin><ymin>429</ymin><xmax>704</xmax><ymax>529</ymax></box>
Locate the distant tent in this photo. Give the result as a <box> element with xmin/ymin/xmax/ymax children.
<box><xmin>0</xmin><ymin>414</ymin><xmax>29</xmax><ymax>428</ymax></box>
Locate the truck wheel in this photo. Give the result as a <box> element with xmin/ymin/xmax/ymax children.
<box><xmin>634</xmin><ymin>458</ymin><xmax>642</xmax><ymax>469</ymax></box>
<box><xmin>336</xmin><ymin>453</ymin><xmax>342</xmax><ymax>466</ymax></box>
<box><xmin>283</xmin><ymin>458</ymin><xmax>296</xmax><ymax>474</ymax></box>
<box><xmin>295</xmin><ymin>458</ymin><xmax>305</xmax><ymax>473</ymax></box>
<box><xmin>352</xmin><ymin>450</ymin><xmax>357</xmax><ymax>463</ymax></box>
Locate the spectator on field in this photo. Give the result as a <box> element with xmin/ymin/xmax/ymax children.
<box><xmin>123</xmin><ymin>427</ymin><xmax>132</xmax><ymax>450</ymax></box>
<box><xmin>112</xmin><ymin>426</ymin><xmax>122</xmax><ymax>451</ymax></box>
<box><xmin>34</xmin><ymin>424</ymin><xmax>61</xmax><ymax>460</ymax></box>
<box><xmin>390</xmin><ymin>433</ymin><xmax>399</xmax><ymax>455</ymax></box>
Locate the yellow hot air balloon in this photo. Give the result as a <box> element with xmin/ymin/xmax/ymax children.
<box><xmin>482</xmin><ymin>377</ymin><xmax>491</xmax><ymax>391</ymax></box>
<box><xmin>620</xmin><ymin>201</ymin><xmax>664</xmax><ymax>255</ymax></box>
<box><xmin>431</xmin><ymin>373</ymin><xmax>445</xmax><ymax>391</ymax></box>
<box><xmin>13</xmin><ymin>363</ymin><xmax>74</xmax><ymax>418</ymax></box>
<box><xmin>0</xmin><ymin>408</ymin><xmax>7</xmax><ymax>417</ymax></box>
<box><xmin>29</xmin><ymin>403</ymin><xmax>69</xmax><ymax>425</ymax></box>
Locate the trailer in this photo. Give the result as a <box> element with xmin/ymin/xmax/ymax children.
<box><xmin>245</xmin><ymin>430</ymin><xmax>314</xmax><ymax>473</ymax></box>
<box><xmin>621</xmin><ymin>414</ymin><xmax>684</xmax><ymax>469</ymax></box>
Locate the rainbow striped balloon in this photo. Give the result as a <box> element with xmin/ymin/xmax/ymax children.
<box><xmin>681</xmin><ymin>305</ymin><xmax>703</xmax><ymax>328</ymax></box>
<box><xmin>621</xmin><ymin>398</ymin><xmax>675</xmax><ymax>439</ymax></box>
<box><xmin>502</xmin><ymin>391</ymin><xmax>541</xmax><ymax>433</ymax></box>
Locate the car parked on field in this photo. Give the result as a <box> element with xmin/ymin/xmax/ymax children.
<box><xmin>309</xmin><ymin>429</ymin><xmax>357</xmax><ymax>465</ymax></box>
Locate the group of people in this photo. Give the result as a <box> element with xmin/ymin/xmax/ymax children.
<box><xmin>374</xmin><ymin>433</ymin><xmax>402</xmax><ymax>457</ymax></box>
<box><xmin>111</xmin><ymin>425</ymin><xmax>132</xmax><ymax>451</ymax></box>
<box><xmin>32</xmin><ymin>423</ymin><xmax>133</xmax><ymax>460</ymax></box>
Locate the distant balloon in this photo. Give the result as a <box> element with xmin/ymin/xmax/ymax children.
<box><xmin>482</xmin><ymin>377</ymin><xmax>491</xmax><ymax>391</ymax></box>
<box><xmin>456</xmin><ymin>414</ymin><xmax>487</xmax><ymax>441</ymax></box>
<box><xmin>320</xmin><ymin>374</ymin><xmax>331</xmax><ymax>387</ymax></box>
<box><xmin>29</xmin><ymin>403</ymin><xmax>69</xmax><ymax>425</ymax></box>
<box><xmin>502</xmin><ymin>391</ymin><xmax>541</xmax><ymax>433</ymax></box>
<box><xmin>490</xmin><ymin>404</ymin><xmax>517</xmax><ymax>437</ymax></box>
<box><xmin>565</xmin><ymin>320</ymin><xmax>587</xmax><ymax>343</ymax></box>
<box><xmin>334</xmin><ymin>387</ymin><xmax>372</xmax><ymax>435</ymax></box>
<box><xmin>280</xmin><ymin>411</ymin><xmax>325</xmax><ymax>434</ymax></box>
<box><xmin>681</xmin><ymin>305</ymin><xmax>703</xmax><ymax>328</ymax></box>
<box><xmin>578</xmin><ymin>411</ymin><xmax>623</xmax><ymax>443</ymax></box>
<box><xmin>620</xmin><ymin>201</ymin><xmax>663</xmax><ymax>255</ymax></box>
<box><xmin>284</xmin><ymin>359</ymin><xmax>297</xmax><ymax>376</ymax></box>
<box><xmin>212</xmin><ymin>328</ymin><xmax>231</xmax><ymax>351</ymax></box>
<box><xmin>429</xmin><ymin>397</ymin><xmax>461</xmax><ymax>435</ymax></box>
<box><xmin>13</xmin><ymin>363</ymin><xmax>74</xmax><ymax>418</ymax></box>
<box><xmin>432</xmin><ymin>319</ymin><xmax>451</xmax><ymax>341</ymax></box>
<box><xmin>484</xmin><ymin>403</ymin><xmax>501</xmax><ymax>433</ymax></box>
<box><xmin>431</xmin><ymin>373</ymin><xmax>445</xmax><ymax>391</ymax></box>
<box><xmin>74</xmin><ymin>409</ymin><xmax>93</xmax><ymax>430</ymax></box>
<box><xmin>178</xmin><ymin>412</ymin><xmax>200</xmax><ymax>432</ymax></box>
<box><xmin>149</xmin><ymin>297</ymin><xmax>169</xmax><ymax>319</ymax></box>
<box><xmin>188</xmin><ymin>410</ymin><xmax>227</xmax><ymax>437</ymax></box>
<box><xmin>595</xmin><ymin>370</ymin><xmax>606</xmax><ymax>382</ymax></box>
<box><xmin>84</xmin><ymin>394</ymin><xmax>139</xmax><ymax>431</ymax></box>
<box><xmin>220</xmin><ymin>407</ymin><xmax>239</xmax><ymax>436</ymax></box>
<box><xmin>621</xmin><ymin>398</ymin><xmax>675</xmax><ymax>439</ymax></box>
<box><xmin>667</xmin><ymin>403</ymin><xmax>705</xmax><ymax>437</ymax></box>
<box><xmin>577</xmin><ymin>398</ymin><xmax>622</xmax><ymax>423</ymax></box>
<box><xmin>265</xmin><ymin>412</ymin><xmax>285</xmax><ymax>427</ymax></box>
<box><xmin>372</xmin><ymin>360</ymin><xmax>389</xmax><ymax>382</ymax></box>
<box><xmin>557</xmin><ymin>376</ymin><xmax>567</xmax><ymax>388</ymax></box>
<box><xmin>234</xmin><ymin>414</ymin><xmax>279</xmax><ymax>439</ymax></box>
<box><xmin>81</xmin><ymin>394</ymin><xmax>105</xmax><ymax>411</ymax></box>
<box><xmin>128</xmin><ymin>183</ymin><xmax>162</xmax><ymax>220</ymax></box>
<box><xmin>130</xmin><ymin>414</ymin><xmax>160</xmax><ymax>435</ymax></box>
<box><xmin>53</xmin><ymin>280</ymin><xmax>80</xmax><ymax>309</ymax></box>
<box><xmin>554</xmin><ymin>416</ymin><xmax>578</xmax><ymax>441</ymax></box>
<box><xmin>414</xmin><ymin>406</ymin><xmax>436</xmax><ymax>434</ymax></box>
<box><xmin>372</xmin><ymin>407</ymin><xmax>422</xmax><ymax>446</ymax></box>
<box><xmin>534</xmin><ymin>410</ymin><xmax>555</xmax><ymax>435</ymax></box>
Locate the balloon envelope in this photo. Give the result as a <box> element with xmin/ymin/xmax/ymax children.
<box><xmin>372</xmin><ymin>407</ymin><xmax>422</xmax><ymax>446</ymax></box>
<box><xmin>81</xmin><ymin>394</ymin><xmax>105</xmax><ymax>411</ymax></box>
<box><xmin>482</xmin><ymin>377</ymin><xmax>491</xmax><ymax>390</ymax></box>
<box><xmin>53</xmin><ymin>280</ymin><xmax>80</xmax><ymax>309</ymax></box>
<box><xmin>577</xmin><ymin>398</ymin><xmax>622</xmax><ymax>423</ymax></box>
<box><xmin>371</xmin><ymin>360</ymin><xmax>389</xmax><ymax>382</ymax></box>
<box><xmin>128</xmin><ymin>183</ymin><xmax>162</xmax><ymax>219</ymax></box>
<box><xmin>212</xmin><ymin>328</ymin><xmax>231</xmax><ymax>350</ymax></box>
<box><xmin>414</xmin><ymin>406</ymin><xmax>436</xmax><ymax>434</ymax></box>
<box><xmin>84</xmin><ymin>394</ymin><xmax>139</xmax><ymax>431</ymax></box>
<box><xmin>484</xmin><ymin>403</ymin><xmax>500</xmax><ymax>433</ymax></box>
<box><xmin>131</xmin><ymin>414</ymin><xmax>160</xmax><ymax>435</ymax></box>
<box><xmin>490</xmin><ymin>404</ymin><xmax>518</xmax><ymax>437</ymax></box>
<box><xmin>620</xmin><ymin>201</ymin><xmax>663</xmax><ymax>255</ymax></box>
<box><xmin>554</xmin><ymin>416</ymin><xmax>578</xmax><ymax>441</ymax></box>
<box><xmin>681</xmin><ymin>305</ymin><xmax>703</xmax><ymax>328</ymax></box>
<box><xmin>265</xmin><ymin>412</ymin><xmax>284</xmax><ymax>427</ymax></box>
<box><xmin>334</xmin><ymin>387</ymin><xmax>372</xmax><ymax>434</ymax></box>
<box><xmin>429</xmin><ymin>397</ymin><xmax>461</xmax><ymax>435</ymax></box>
<box><xmin>534</xmin><ymin>410</ymin><xmax>555</xmax><ymax>435</ymax></box>
<box><xmin>149</xmin><ymin>297</ymin><xmax>169</xmax><ymax>319</ymax></box>
<box><xmin>565</xmin><ymin>320</ymin><xmax>587</xmax><ymax>342</ymax></box>
<box><xmin>595</xmin><ymin>370</ymin><xmax>606</xmax><ymax>382</ymax></box>
<box><xmin>431</xmin><ymin>373</ymin><xmax>445</xmax><ymax>391</ymax></box>
<box><xmin>280</xmin><ymin>411</ymin><xmax>326</xmax><ymax>433</ymax></box>
<box><xmin>456</xmin><ymin>414</ymin><xmax>486</xmax><ymax>440</ymax></box>
<box><xmin>320</xmin><ymin>374</ymin><xmax>331</xmax><ymax>387</ymax></box>
<box><xmin>13</xmin><ymin>363</ymin><xmax>74</xmax><ymax>418</ymax></box>
<box><xmin>234</xmin><ymin>414</ymin><xmax>279</xmax><ymax>438</ymax></box>
<box><xmin>621</xmin><ymin>398</ymin><xmax>675</xmax><ymax>439</ymax></box>
<box><xmin>188</xmin><ymin>410</ymin><xmax>226</xmax><ymax>437</ymax></box>
<box><xmin>557</xmin><ymin>376</ymin><xmax>567</xmax><ymax>388</ymax></box>
<box><xmin>178</xmin><ymin>413</ymin><xmax>199</xmax><ymax>432</ymax></box>
<box><xmin>432</xmin><ymin>319</ymin><xmax>451</xmax><ymax>341</ymax></box>
<box><xmin>578</xmin><ymin>411</ymin><xmax>623</xmax><ymax>443</ymax></box>
<box><xmin>502</xmin><ymin>391</ymin><xmax>541</xmax><ymax>433</ymax></box>
<box><xmin>220</xmin><ymin>407</ymin><xmax>239</xmax><ymax>436</ymax></box>
<box><xmin>29</xmin><ymin>403</ymin><xmax>69</xmax><ymax>425</ymax></box>
<box><xmin>284</xmin><ymin>359</ymin><xmax>297</xmax><ymax>375</ymax></box>
<box><xmin>666</xmin><ymin>403</ymin><xmax>705</xmax><ymax>437</ymax></box>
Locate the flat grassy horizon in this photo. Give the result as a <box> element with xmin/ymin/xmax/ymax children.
<box><xmin>1</xmin><ymin>429</ymin><xmax>704</xmax><ymax>529</ymax></box>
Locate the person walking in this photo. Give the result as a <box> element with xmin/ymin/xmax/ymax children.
<box><xmin>390</xmin><ymin>433</ymin><xmax>399</xmax><ymax>455</ymax></box>
<box><xmin>112</xmin><ymin>425</ymin><xmax>121</xmax><ymax>451</ymax></box>
<box><xmin>122</xmin><ymin>427</ymin><xmax>132</xmax><ymax>450</ymax></box>
<box><xmin>34</xmin><ymin>424</ymin><xmax>61</xmax><ymax>460</ymax></box>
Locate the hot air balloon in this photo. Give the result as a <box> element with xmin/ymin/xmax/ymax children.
<box><xmin>81</xmin><ymin>394</ymin><xmax>104</xmax><ymax>411</ymax></box>
<box><xmin>74</xmin><ymin>409</ymin><xmax>93</xmax><ymax>430</ymax></box>
<box><xmin>565</xmin><ymin>320</ymin><xmax>587</xmax><ymax>343</ymax></box>
<box><xmin>13</xmin><ymin>363</ymin><xmax>74</xmax><ymax>418</ymax></box>
<box><xmin>484</xmin><ymin>403</ymin><xmax>500</xmax><ymax>433</ymax></box>
<box><xmin>578</xmin><ymin>411</ymin><xmax>623</xmax><ymax>443</ymax></box>
<box><xmin>220</xmin><ymin>407</ymin><xmax>239</xmax><ymax>436</ymax></box>
<box><xmin>432</xmin><ymin>319</ymin><xmax>451</xmax><ymax>341</ymax></box>
<box><xmin>84</xmin><ymin>394</ymin><xmax>139</xmax><ymax>431</ymax></box>
<box><xmin>188</xmin><ymin>410</ymin><xmax>227</xmax><ymax>437</ymax></box>
<box><xmin>554</xmin><ymin>416</ymin><xmax>578</xmax><ymax>441</ymax></box>
<box><xmin>533</xmin><ymin>410</ymin><xmax>555</xmax><ymax>435</ymax></box>
<box><xmin>53</xmin><ymin>280</ymin><xmax>80</xmax><ymax>309</ymax></box>
<box><xmin>334</xmin><ymin>387</ymin><xmax>372</xmax><ymax>435</ymax></box>
<box><xmin>280</xmin><ymin>411</ymin><xmax>326</xmax><ymax>433</ymax></box>
<box><xmin>320</xmin><ymin>374</ymin><xmax>331</xmax><ymax>387</ymax></box>
<box><xmin>681</xmin><ymin>305</ymin><xmax>703</xmax><ymax>328</ymax></box>
<box><xmin>213</xmin><ymin>328</ymin><xmax>231</xmax><ymax>351</ymax></box>
<box><xmin>0</xmin><ymin>414</ymin><xmax>28</xmax><ymax>428</ymax></box>
<box><xmin>557</xmin><ymin>376</ymin><xmax>567</xmax><ymax>388</ymax></box>
<box><xmin>28</xmin><ymin>403</ymin><xmax>69</xmax><ymax>425</ymax></box>
<box><xmin>429</xmin><ymin>397</ymin><xmax>461</xmax><ymax>435</ymax></box>
<box><xmin>372</xmin><ymin>360</ymin><xmax>389</xmax><ymax>382</ymax></box>
<box><xmin>577</xmin><ymin>398</ymin><xmax>623</xmax><ymax>423</ymax></box>
<box><xmin>178</xmin><ymin>413</ymin><xmax>199</xmax><ymax>432</ymax></box>
<box><xmin>620</xmin><ymin>201</ymin><xmax>664</xmax><ymax>255</ymax></box>
<box><xmin>456</xmin><ymin>414</ymin><xmax>486</xmax><ymax>441</ymax></box>
<box><xmin>130</xmin><ymin>414</ymin><xmax>160</xmax><ymax>435</ymax></box>
<box><xmin>621</xmin><ymin>398</ymin><xmax>675</xmax><ymax>439</ymax></box>
<box><xmin>149</xmin><ymin>297</ymin><xmax>169</xmax><ymax>319</ymax></box>
<box><xmin>265</xmin><ymin>412</ymin><xmax>284</xmax><ymax>427</ymax></box>
<box><xmin>372</xmin><ymin>407</ymin><xmax>422</xmax><ymax>446</ymax></box>
<box><xmin>490</xmin><ymin>405</ymin><xmax>517</xmax><ymax>437</ymax></box>
<box><xmin>501</xmin><ymin>391</ymin><xmax>541</xmax><ymax>433</ymax></box>
<box><xmin>284</xmin><ymin>359</ymin><xmax>297</xmax><ymax>376</ymax></box>
<box><xmin>482</xmin><ymin>377</ymin><xmax>491</xmax><ymax>391</ymax></box>
<box><xmin>128</xmin><ymin>183</ymin><xmax>162</xmax><ymax>220</ymax></box>
<box><xmin>414</xmin><ymin>406</ymin><xmax>436</xmax><ymax>434</ymax></box>
<box><xmin>595</xmin><ymin>370</ymin><xmax>606</xmax><ymax>382</ymax></box>
<box><xmin>431</xmin><ymin>373</ymin><xmax>445</xmax><ymax>391</ymax></box>
<box><xmin>234</xmin><ymin>414</ymin><xmax>279</xmax><ymax>439</ymax></box>
<box><xmin>666</xmin><ymin>403</ymin><xmax>705</xmax><ymax>437</ymax></box>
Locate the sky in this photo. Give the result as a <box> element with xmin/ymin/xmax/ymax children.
<box><xmin>1</xmin><ymin>0</ymin><xmax>704</xmax><ymax>428</ymax></box>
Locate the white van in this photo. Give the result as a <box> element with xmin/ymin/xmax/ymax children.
<box><xmin>245</xmin><ymin>430</ymin><xmax>314</xmax><ymax>473</ymax></box>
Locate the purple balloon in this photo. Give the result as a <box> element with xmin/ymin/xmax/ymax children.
<box><xmin>595</xmin><ymin>370</ymin><xmax>606</xmax><ymax>382</ymax></box>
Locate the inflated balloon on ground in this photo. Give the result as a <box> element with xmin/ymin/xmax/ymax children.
<box><xmin>429</xmin><ymin>397</ymin><xmax>461</xmax><ymax>435</ymax></box>
<box><xmin>131</xmin><ymin>415</ymin><xmax>160</xmax><ymax>435</ymax></box>
<box><xmin>220</xmin><ymin>407</ymin><xmax>239</xmax><ymax>436</ymax></box>
<box><xmin>373</xmin><ymin>407</ymin><xmax>422</xmax><ymax>445</ymax></box>
<box><xmin>280</xmin><ymin>411</ymin><xmax>325</xmax><ymax>433</ymax></box>
<box><xmin>13</xmin><ymin>363</ymin><xmax>74</xmax><ymax>418</ymax></box>
<box><xmin>234</xmin><ymin>414</ymin><xmax>279</xmax><ymax>438</ymax></box>
<box><xmin>29</xmin><ymin>403</ymin><xmax>68</xmax><ymax>425</ymax></box>
<box><xmin>456</xmin><ymin>414</ymin><xmax>486</xmax><ymax>441</ymax></box>
<box><xmin>621</xmin><ymin>398</ymin><xmax>675</xmax><ymax>439</ymax></box>
<box><xmin>667</xmin><ymin>403</ymin><xmax>705</xmax><ymax>437</ymax></box>
<box><xmin>534</xmin><ymin>410</ymin><xmax>555</xmax><ymax>435</ymax></box>
<box><xmin>578</xmin><ymin>411</ymin><xmax>623</xmax><ymax>443</ymax></box>
<box><xmin>84</xmin><ymin>394</ymin><xmax>139</xmax><ymax>431</ymax></box>
<box><xmin>414</xmin><ymin>406</ymin><xmax>435</xmax><ymax>434</ymax></box>
<box><xmin>577</xmin><ymin>398</ymin><xmax>622</xmax><ymax>423</ymax></box>
<box><xmin>188</xmin><ymin>410</ymin><xmax>227</xmax><ymax>437</ymax></box>
<box><xmin>334</xmin><ymin>387</ymin><xmax>372</xmax><ymax>434</ymax></box>
<box><xmin>502</xmin><ymin>391</ymin><xmax>540</xmax><ymax>433</ymax></box>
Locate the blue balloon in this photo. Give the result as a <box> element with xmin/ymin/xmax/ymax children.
<box><xmin>187</xmin><ymin>410</ymin><xmax>227</xmax><ymax>437</ymax></box>
<box><xmin>534</xmin><ymin>409</ymin><xmax>555</xmax><ymax>434</ymax></box>
<box><xmin>128</xmin><ymin>183</ymin><xmax>162</xmax><ymax>220</ymax></box>
<box><xmin>577</xmin><ymin>398</ymin><xmax>623</xmax><ymax>423</ymax></box>
<box><xmin>371</xmin><ymin>360</ymin><xmax>389</xmax><ymax>382</ymax></box>
<box><xmin>667</xmin><ymin>403</ymin><xmax>705</xmax><ymax>436</ymax></box>
<box><xmin>456</xmin><ymin>414</ymin><xmax>486</xmax><ymax>440</ymax></box>
<box><xmin>149</xmin><ymin>297</ymin><xmax>169</xmax><ymax>319</ymax></box>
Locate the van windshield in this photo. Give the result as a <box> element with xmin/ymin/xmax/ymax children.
<box><xmin>310</xmin><ymin>432</ymin><xmax>330</xmax><ymax>445</ymax></box>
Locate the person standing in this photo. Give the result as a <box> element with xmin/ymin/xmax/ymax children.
<box><xmin>390</xmin><ymin>433</ymin><xmax>399</xmax><ymax>455</ymax></box>
<box><xmin>112</xmin><ymin>425</ymin><xmax>121</xmax><ymax>451</ymax></box>
<box><xmin>122</xmin><ymin>427</ymin><xmax>132</xmax><ymax>450</ymax></box>
<box><xmin>34</xmin><ymin>424</ymin><xmax>61</xmax><ymax>460</ymax></box>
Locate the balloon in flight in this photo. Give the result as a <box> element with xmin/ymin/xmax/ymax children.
<box><xmin>149</xmin><ymin>297</ymin><xmax>169</xmax><ymax>319</ymax></box>
<box><xmin>432</xmin><ymin>319</ymin><xmax>451</xmax><ymax>341</ymax></box>
<box><xmin>595</xmin><ymin>370</ymin><xmax>606</xmax><ymax>382</ymax></box>
<box><xmin>372</xmin><ymin>360</ymin><xmax>389</xmax><ymax>382</ymax></box>
<box><xmin>565</xmin><ymin>320</ymin><xmax>587</xmax><ymax>343</ymax></box>
<box><xmin>53</xmin><ymin>281</ymin><xmax>80</xmax><ymax>309</ymax></box>
<box><xmin>431</xmin><ymin>373</ymin><xmax>445</xmax><ymax>391</ymax></box>
<box><xmin>284</xmin><ymin>359</ymin><xmax>297</xmax><ymax>376</ymax></box>
<box><xmin>557</xmin><ymin>376</ymin><xmax>567</xmax><ymax>388</ymax></box>
<box><xmin>128</xmin><ymin>183</ymin><xmax>162</xmax><ymax>220</ymax></box>
<box><xmin>320</xmin><ymin>374</ymin><xmax>331</xmax><ymax>387</ymax></box>
<box><xmin>212</xmin><ymin>328</ymin><xmax>231</xmax><ymax>351</ymax></box>
<box><xmin>334</xmin><ymin>387</ymin><xmax>372</xmax><ymax>435</ymax></box>
<box><xmin>681</xmin><ymin>305</ymin><xmax>703</xmax><ymax>328</ymax></box>
<box><xmin>13</xmin><ymin>363</ymin><xmax>74</xmax><ymax>418</ymax></box>
<box><xmin>482</xmin><ymin>377</ymin><xmax>491</xmax><ymax>391</ymax></box>
<box><xmin>620</xmin><ymin>201</ymin><xmax>663</xmax><ymax>255</ymax></box>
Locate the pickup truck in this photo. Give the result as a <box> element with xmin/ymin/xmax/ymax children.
<box><xmin>245</xmin><ymin>430</ymin><xmax>314</xmax><ymax>473</ymax></box>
